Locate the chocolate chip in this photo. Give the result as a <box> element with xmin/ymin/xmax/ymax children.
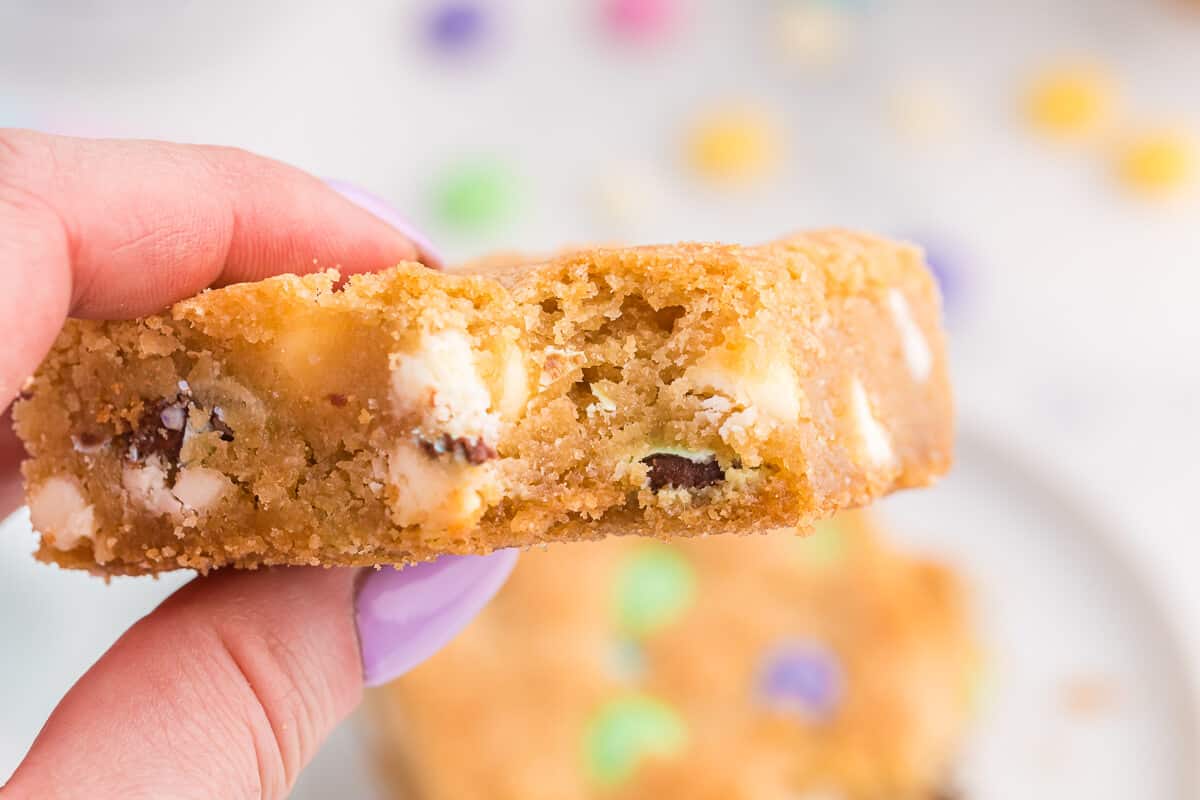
<box><xmin>209</xmin><ymin>407</ymin><xmax>235</xmax><ymax>442</ymax></box>
<box><xmin>126</xmin><ymin>395</ymin><xmax>188</xmax><ymax>465</ymax></box>
<box><xmin>17</xmin><ymin>389</ymin><xmax>34</xmax><ymax>402</ymax></box>
<box><xmin>72</xmin><ymin>431</ymin><xmax>109</xmax><ymax>453</ymax></box>
<box><xmin>641</xmin><ymin>453</ymin><xmax>724</xmax><ymax>491</ymax></box>
<box><xmin>327</xmin><ymin>393</ymin><xmax>348</xmax><ymax>407</ymax></box>
<box><xmin>418</xmin><ymin>434</ymin><xmax>498</xmax><ymax>465</ymax></box>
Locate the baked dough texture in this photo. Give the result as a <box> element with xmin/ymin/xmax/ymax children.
<box><xmin>15</xmin><ymin>230</ymin><xmax>952</xmax><ymax>574</ymax></box>
<box><xmin>370</xmin><ymin>511</ymin><xmax>979</xmax><ymax>799</ymax></box>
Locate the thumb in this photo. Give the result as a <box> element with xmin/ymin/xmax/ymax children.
<box><xmin>1</xmin><ymin>552</ymin><xmax>516</xmax><ymax>800</ymax></box>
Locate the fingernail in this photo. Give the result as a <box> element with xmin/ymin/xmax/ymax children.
<box><xmin>324</xmin><ymin>178</ymin><xmax>444</xmax><ymax>268</ymax></box>
<box><xmin>355</xmin><ymin>550</ymin><xmax>518</xmax><ymax>686</ymax></box>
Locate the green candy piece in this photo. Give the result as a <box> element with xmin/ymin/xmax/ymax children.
<box><xmin>433</xmin><ymin>159</ymin><xmax>519</xmax><ymax>232</ymax></box>
<box><xmin>803</xmin><ymin>519</ymin><xmax>845</xmax><ymax>565</ymax></box>
<box><xmin>616</xmin><ymin>545</ymin><xmax>696</xmax><ymax>636</ymax></box>
<box><xmin>585</xmin><ymin>696</ymin><xmax>687</xmax><ymax>786</ymax></box>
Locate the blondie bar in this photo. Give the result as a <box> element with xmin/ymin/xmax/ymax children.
<box><xmin>15</xmin><ymin>230</ymin><xmax>951</xmax><ymax>574</ymax></box>
<box><xmin>371</xmin><ymin>511</ymin><xmax>979</xmax><ymax>799</ymax></box>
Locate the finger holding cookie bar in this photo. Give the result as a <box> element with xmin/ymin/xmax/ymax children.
<box><xmin>14</xmin><ymin>229</ymin><xmax>951</xmax><ymax>575</ymax></box>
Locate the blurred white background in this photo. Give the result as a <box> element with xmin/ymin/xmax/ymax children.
<box><xmin>2</xmin><ymin>0</ymin><xmax>1199</xmax><ymax>794</ymax></box>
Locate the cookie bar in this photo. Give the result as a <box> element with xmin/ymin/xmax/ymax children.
<box><xmin>14</xmin><ymin>230</ymin><xmax>952</xmax><ymax>574</ymax></box>
<box><xmin>370</xmin><ymin>511</ymin><xmax>980</xmax><ymax>799</ymax></box>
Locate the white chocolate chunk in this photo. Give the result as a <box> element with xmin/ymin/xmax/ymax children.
<box><xmin>28</xmin><ymin>476</ymin><xmax>97</xmax><ymax>551</ymax></box>
<box><xmin>391</xmin><ymin>330</ymin><xmax>499</xmax><ymax>443</ymax></box>
<box><xmin>384</xmin><ymin>439</ymin><xmax>496</xmax><ymax>532</ymax></box>
<box><xmin>588</xmin><ymin>384</ymin><xmax>617</xmax><ymax>414</ymax></box>
<box><xmin>122</xmin><ymin>457</ymin><xmax>183</xmax><ymax>517</ymax></box>
<box><xmin>684</xmin><ymin>345</ymin><xmax>803</xmax><ymax>427</ymax></box>
<box><xmin>850</xmin><ymin>378</ymin><xmax>895</xmax><ymax>467</ymax></box>
<box><xmin>495</xmin><ymin>342</ymin><xmax>530</xmax><ymax>420</ymax></box>
<box><xmin>887</xmin><ymin>289</ymin><xmax>932</xmax><ymax>382</ymax></box>
<box><xmin>172</xmin><ymin>467</ymin><xmax>231</xmax><ymax>512</ymax></box>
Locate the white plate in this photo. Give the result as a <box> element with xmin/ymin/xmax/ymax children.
<box><xmin>878</xmin><ymin>431</ymin><xmax>1200</xmax><ymax>800</ymax></box>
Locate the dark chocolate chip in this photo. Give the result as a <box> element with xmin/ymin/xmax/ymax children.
<box><xmin>327</xmin><ymin>393</ymin><xmax>349</xmax><ymax>407</ymax></box>
<box><xmin>641</xmin><ymin>453</ymin><xmax>725</xmax><ymax>491</ymax></box>
<box><xmin>209</xmin><ymin>407</ymin><xmax>235</xmax><ymax>442</ymax></box>
<box><xmin>126</xmin><ymin>395</ymin><xmax>188</xmax><ymax>465</ymax></box>
<box><xmin>17</xmin><ymin>389</ymin><xmax>34</xmax><ymax>402</ymax></box>
<box><xmin>418</xmin><ymin>433</ymin><xmax>498</xmax><ymax>465</ymax></box>
<box><xmin>72</xmin><ymin>431</ymin><xmax>109</xmax><ymax>453</ymax></box>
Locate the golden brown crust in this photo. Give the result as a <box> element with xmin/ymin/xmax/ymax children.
<box><xmin>15</xmin><ymin>230</ymin><xmax>952</xmax><ymax>575</ymax></box>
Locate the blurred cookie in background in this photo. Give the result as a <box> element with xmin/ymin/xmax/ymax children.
<box><xmin>369</xmin><ymin>511</ymin><xmax>980</xmax><ymax>800</ymax></box>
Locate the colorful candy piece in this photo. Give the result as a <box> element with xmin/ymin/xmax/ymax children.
<box><xmin>1116</xmin><ymin>130</ymin><xmax>1195</xmax><ymax>196</ymax></box>
<box><xmin>772</xmin><ymin>1</ymin><xmax>853</xmax><ymax>69</ymax></box>
<box><xmin>888</xmin><ymin>80</ymin><xmax>960</xmax><ymax>143</ymax></box>
<box><xmin>585</xmin><ymin>695</ymin><xmax>688</xmax><ymax>786</ymax></box>
<box><xmin>432</xmin><ymin>159</ymin><xmax>519</xmax><ymax>232</ymax></box>
<box><xmin>758</xmin><ymin>640</ymin><xmax>843</xmax><ymax>720</ymax></box>
<box><xmin>593</xmin><ymin>163</ymin><xmax>666</xmax><ymax>228</ymax></box>
<box><xmin>616</xmin><ymin>545</ymin><xmax>696</xmax><ymax>636</ymax></box>
<box><xmin>803</xmin><ymin>519</ymin><xmax>845</xmax><ymax>566</ymax></box>
<box><xmin>686</xmin><ymin>107</ymin><xmax>781</xmax><ymax>185</ymax></box>
<box><xmin>602</xmin><ymin>0</ymin><xmax>676</xmax><ymax>41</ymax></box>
<box><xmin>901</xmin><ymin>236</ymin><xmax>965</xmax><ymax>314</ymax></box>
<box><xmin>1025</xmin><ymin>63</ymin><xmax>1115</xmax><ymax>138</ymax></box>
<box><xmin>426</xmin><ymin>2</ymin><xmax>488</xmax><ymax>52</ymax></box>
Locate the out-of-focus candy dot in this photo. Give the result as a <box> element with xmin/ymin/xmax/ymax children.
<box><xmin>606</xmin><ymin>638</ymin><xmax>647</xmax><ymax>684</ymax></box>
<box><xmin>616</xmin><ymin>545</ymin><xmax>696</xmax><ymax>637</ymax></box>
<box><xmin>585</xmin><ymin>695</ymin><xmax>687</xmax><ymax>786</ymax></box>
<box><xmin>686</xmin><ymin>107</ymin><xmax>781</xmax><ymax>186</ymax></box>
<box><xmin>772</xmin><ymin>1</ymin><xmax>853</xmax><ymax>69</ymax></box>
<box><xmin>902</xmin><ymin>235</ymin><xmax>966</xmax><ymax>314</ymax></box>
<box><xmin>888</xmin><ymin>80</ymin><xmax>960</xmax><ymax>143</ymax></box>
<box><xmin>426</xmin><ymin>2</ymin><xmax>488</xmax><ymax>53</ymax></box>
<box><xmin>1025</xmin><ymin>64</ymin><xmax>1115</xmax><ymax>138</ymax></box>
<box><xmin>432</xmin><ymin>159</ymin><xmax>519</xmax><ymax>233</ymax></box>
<box><xmin>802</xmin><ymin>519</ymin><xmax>845</xmax><ymax>566</ymax></box>
<box><xmin>758</xmin><ymin>640</ymin><xmax>843</xmax><ymax>720</ymax></box>
<box><xmin>593</xmin><ymin>163</ymin><xmax>666</xmax><ymax>228</ymax></box>
<box><xmin>1115</xmin><ymin>130</ymin><xmax>1195</xmax><ymax>197</ymax></box>
<box><xmin>603</xmin><ymin>0</ymin><xmax>676</xmax><ymax>41</ymax></box>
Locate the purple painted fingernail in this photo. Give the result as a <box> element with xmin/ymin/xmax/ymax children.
<box><xmin>355</xmin><ymin>550</ymin><xmax>518</xmax><ymax>686</ymax></box>
<box><xmin>325</xmin><ymin>178</ymin><xmax>443</xmax><ymax>268</ymax></box>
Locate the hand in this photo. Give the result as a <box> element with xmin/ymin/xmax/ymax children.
<box><xmin>0</xmin><ymin>130</ymin><xmax>517</xmax><ymax>799</ymax></box>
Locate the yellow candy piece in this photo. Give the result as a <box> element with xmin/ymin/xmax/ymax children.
<box><xmin>1116</xmin><ymin>131</ymin><xmax>1195</xmax><ymax>196</ymax></box>
<box><xmin>686</xmin><ymin>108</ymin><xmax>781</xmax><ymax>185</ymax></box>
<box><xmin>1025</xmin><ymin>64</ymin><xmax>1115</xmax><ymax>137</ymax></box>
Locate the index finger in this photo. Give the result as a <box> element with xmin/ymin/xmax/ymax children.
<box><xmin>0</xmin><ymin>129</ymin><xmax>432</xmax><ymax>408</ymax></box>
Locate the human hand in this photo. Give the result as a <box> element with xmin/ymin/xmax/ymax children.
<box><xmin>0</xmin><ymin>130</ymin><xmax>517</xmax><ymax>799</ymax></box>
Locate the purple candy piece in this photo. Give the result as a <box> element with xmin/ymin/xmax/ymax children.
<box><xmin>428</xmin><ymin>2</ymin><xmax>486</xmax><ymax>50</ymax></box>
<box><xmin>758</xmin><ymin>641</ymin><xmax>843</xmax><ymax>720</ymax></box>
<box><xmin>908</xmin><ymin>237</ymin><xmax>966</xmax><ymax>312</ymax></box>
